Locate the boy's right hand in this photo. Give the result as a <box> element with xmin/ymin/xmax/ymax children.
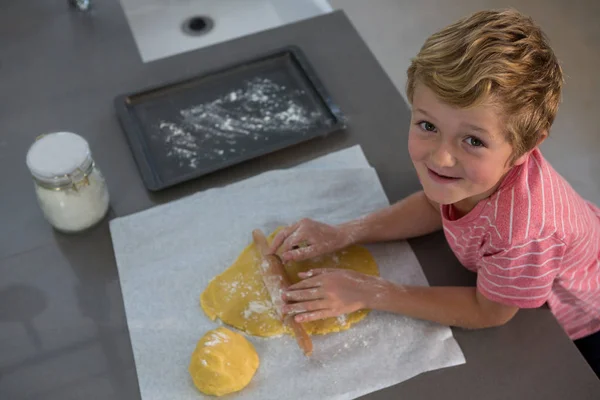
<box><xmin>268</xmin><ymin>218</ymin><xmax>352</xmax><ymax>262</ymax></box>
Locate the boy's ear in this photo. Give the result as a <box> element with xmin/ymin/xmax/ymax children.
<box><xmin>536</xmin><ymin>129</ymin><xmax>549</xmax><ymax>146</ymax></box>
<box><xmin>513</xmin><ymin>129</ymin><xmax>548</xmax><ymax>166</ymax></box>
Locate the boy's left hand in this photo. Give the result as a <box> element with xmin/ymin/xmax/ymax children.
<box><xmin>281</xmin><ymin>269</ymin><xmax>389</xmax><ymax>323</ymax></box>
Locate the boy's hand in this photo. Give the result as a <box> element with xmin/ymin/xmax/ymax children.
<box><xmin>268</xmin><ymin>219</ymin><xmax>351</xmax><ymax>262</ymax></box>
<box><xmin>281</xmin><ymin>268</ymin><xmax>390</xmax><ymax>322</ymax></box>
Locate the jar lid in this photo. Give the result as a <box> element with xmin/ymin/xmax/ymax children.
<box><xmin>26</xmin><ymin>132</ymin><xmax>93</xmax><ymax>186</ymax></box>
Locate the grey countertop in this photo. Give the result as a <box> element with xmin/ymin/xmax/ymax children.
<box><xmin>1</xmin><ymin>1</ymin><xmax>598</xmax><ymax>399</ymax></box>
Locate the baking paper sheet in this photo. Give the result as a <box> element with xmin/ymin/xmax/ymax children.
<box><xmin>109</xmin><ymin>146</ymin><xmax>465</xmax><ymax>400</ymax></box>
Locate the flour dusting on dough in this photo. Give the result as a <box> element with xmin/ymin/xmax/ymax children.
<box><xmin>260</xmin><ymin>259</ymin><xmax>270</xmax><ymax>272</ymax></box>
<box><xmin>243</xmin><ymin>300</ymin><xmax>274</xmax><ymax>319</ymax></box>
<box><xmin>199</xmin><ymin>231</ymin><xmax>380</xmax><ymax>338</ymax></box>
<box><xmin>204</xmin><ymin>330</ymin><xmax>230</xmax><ymax>346</ymax></box>
<box><xmin>262</xmin><ymin>275</ymin><xmax>285</xmax><ymax>318</ymax></box>
<box><xmin>204</xmin><ymin>337</ymin><xmax>220</xmax><ymax>346</ymax></box>
<box><xmin>229</xmin><ymin>281</ymin><xmax>240</xmax><ymax>293</ymax></box>
<box><xmin>214</xmin><ymin>330</ymin><xmax>230</xmax><ymax>342</ymax></box>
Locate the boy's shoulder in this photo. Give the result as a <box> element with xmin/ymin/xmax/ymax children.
<box><xmin>485</xmin><ymin>148</ymin><xmax>598</xmax><ymax>245</ymax></box>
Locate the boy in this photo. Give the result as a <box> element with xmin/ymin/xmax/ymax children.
<box><xmin>269</xmin><ymin>9</ymin><xmax>600</xmax><ymax>377</ymax></box>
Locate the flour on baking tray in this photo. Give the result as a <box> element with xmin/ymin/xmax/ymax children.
<box><xmin>156</xmin><ymin>77</ymin><xmax>323</xmax><ymax>169</ymax></box>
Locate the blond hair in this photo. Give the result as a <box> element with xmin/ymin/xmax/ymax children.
<box><xmin>406</xmin><ymin>9</ymin><xmax>563</xmax><ymax>159</ymax></box>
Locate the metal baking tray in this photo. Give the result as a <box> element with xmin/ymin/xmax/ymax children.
<box><xmin>114</xmin><ymin>46</ymin><xmax>346</xmax><ymax>191</ymax></box>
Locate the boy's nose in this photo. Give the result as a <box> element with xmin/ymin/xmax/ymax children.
<box><xmin>429</xmin><ymin>143</ymin><xmax>456</xmax><ymax>168</ymax></box>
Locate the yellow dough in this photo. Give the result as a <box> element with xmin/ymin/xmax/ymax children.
<box><xmin>200</xmin><ymin>229</ymin><xmax>379</xmax><ymax>337</ymax></box>
<box><xmin>188</xmin><ymin>327</ymin><xmax>259</xmax><ymax>397</ymax></box>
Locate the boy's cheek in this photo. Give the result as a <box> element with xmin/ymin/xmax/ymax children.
<box><xmin>407</xmin><ymin>131</ymin><xmax>425</xmax><ymax>161</ymax></box>
<box><xmin>464</xmin><ymin>164</ymin><xmax>497</xmax><ymax>187</ymax></box>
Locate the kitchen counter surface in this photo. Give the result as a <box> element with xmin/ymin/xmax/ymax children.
<box><xmin>0</xmin><ymin>1</ymin><xmax>598</xmax><ymax>399</ymax></box>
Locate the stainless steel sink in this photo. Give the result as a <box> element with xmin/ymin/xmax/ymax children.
<box><xmin>119</xmin><ymin>0</ymin><xmax>333</xmax><ymax>63</ymax></box>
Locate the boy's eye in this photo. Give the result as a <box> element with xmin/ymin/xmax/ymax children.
<box><xmin>465</xmin><ymin>136</ymin><xmax>485</xmax><ymax>147</ymax></box>
<box><xmin>419</xmin><ymin>121</ymin><xmax>437</xmax><ymax>132</ymax></box>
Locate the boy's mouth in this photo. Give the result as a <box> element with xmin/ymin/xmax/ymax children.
<box><xmin>426</xmin><ymin>167</ymin><xmax>462</xmax><ymax>183</ymax></box>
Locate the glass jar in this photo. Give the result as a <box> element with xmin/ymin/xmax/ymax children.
<box><xmin>26</xmin><ymin>132</ymin><xmax>110</xmax><ymax>233</ymax></box>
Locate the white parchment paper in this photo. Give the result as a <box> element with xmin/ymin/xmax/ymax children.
<box><xmin>109</xmin><ymin>146</ymin><xmax>465</xmax><ymax>400</ymax></box>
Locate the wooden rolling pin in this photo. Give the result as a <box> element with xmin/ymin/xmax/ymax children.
<box><xmin>252</xmin><ymin>229</ymin><xmax>313</xmax><ymax>356</ymax></box>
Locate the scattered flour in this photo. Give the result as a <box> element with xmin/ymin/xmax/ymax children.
<box><xmin>204</xmin><ymin>330</ymin><xmax>230</xmax><ymax>347</ymax></box>
<box><xmin>204</xmin><ymin>337</ymin><xmax>220</xmax><ymax>347</ymax></box>
<box><xmin>155</xmin><ymin>77</ymin><xmax>324</xmax><ymax>169</ymax></box>
<box><xmin>242</xmin><ymin>300</ymin><xmax>274</xmax><ymax>319</ymax></box>
<box><xmin>260</xmin><ymin>259</ymin><xmax>271</xmax><ymax>272</ymax></box>
<box><xmin>262</xmin><ymin>275</ymin><xmax>285</xmax><ymax>318</ymax></box>
<box><xmin>228</xmin><ymin>280</ymin><xmax>240</xmax><ymax>294</ymax></box>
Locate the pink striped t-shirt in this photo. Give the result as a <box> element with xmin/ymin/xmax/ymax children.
<box><xmin>442</xmin><ymin>148</ymin><xmax>600</xmax><ymax>340</ymax></box>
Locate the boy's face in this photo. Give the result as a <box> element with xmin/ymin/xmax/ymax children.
<box><xmin>408</xmin><ymin>84</ymin><xmax>524</xmax><ymax>210</ymax></box>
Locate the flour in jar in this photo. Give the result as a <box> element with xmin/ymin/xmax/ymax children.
<box><xmin>155</xmin><ymin>77</ymin><xmax>324</xmax><ymax>169</ymax></box>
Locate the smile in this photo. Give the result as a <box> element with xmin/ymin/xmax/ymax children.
<box><xmin>426</xmin><ymin>167</ymin><xmax>462</xmax><ymax>183</ymax></box>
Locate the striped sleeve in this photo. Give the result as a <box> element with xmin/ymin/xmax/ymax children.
<box><xmin>476</xmin><ymin>236</ymin><xmax>567</xmax><ymax>308</ymax></box>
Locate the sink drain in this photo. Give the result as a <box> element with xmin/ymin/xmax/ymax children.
<box><xmin>182</xmin><ymin>16</ymin><xmax>214</xmax><ymax>36</ymax></box>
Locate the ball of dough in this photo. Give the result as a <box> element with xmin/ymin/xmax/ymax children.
<box><xmin>189</xmin><ymin>327</ymin><xmax>259</xmax><ymax>396</ymax></box>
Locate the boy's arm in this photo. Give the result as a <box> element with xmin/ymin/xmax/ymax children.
<box><xmin>285</xmin><ymin>270</ymin><xmax>519</xmax><ymax>329</ymax></box>
<box><xmin>270</xmin><ymin>190</ymin><xmax>442</xmax><ymax>261</ymax></box>
<box><xmin>368</xmin><ymin>283</ymin><xmax>519</xmax><ymax>329</ymax></box>
<box><xmin>340</xmin><ymin>190</ymin><xmax>443</xmax><ymax>244</ymax></box>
